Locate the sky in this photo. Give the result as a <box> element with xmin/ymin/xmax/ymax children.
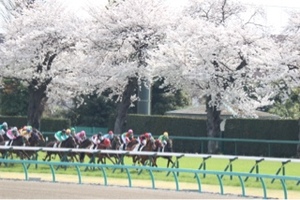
<box><xmin>61</xmin><ymin>0</ymin><xmax>300</xmax><ymax>33</ymax></box>
<box><xmin>1</xmin><ymin>0</ymin><xmax>300</xmax><ymax>33</ymax></box>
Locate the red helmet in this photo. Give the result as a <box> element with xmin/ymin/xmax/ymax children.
<box><xmin>145</xmin><ymin>133</ymin><xmax>150</xmax><ymax>138</ymax></box>
<box><xmin>104</xmin><ymin>138</ymin><xmax>111</xmax><ymax>146</ymax></box>
<box><xmin>108</xmin><ymin>130</ymin><xmax>113</xmax><ymax>135</ymax></box>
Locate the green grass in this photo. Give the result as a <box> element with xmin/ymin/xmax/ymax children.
<box><xmin>1</xmin><ymin>152</ymin><xmax>300</xmax><ymax>191</ymax></box>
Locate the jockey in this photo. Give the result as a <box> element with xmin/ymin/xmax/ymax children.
<box><xmin>121</xmin><ymin>129</ymin><xmax>134</xmax><ymax>150</ymax></box>
<box><xmin>102</xmin><ymin>130</ymin><xmax>114</xmax><ymax>141</ymax></box>
<box><xmin>137</xmin><ymin>132</ymin><xmax>152</xmax><ymax>151</ymax></box>
<box><xmin>0</xmin><ymin>122</ymin><xmax>8</xmax><ymax>135</ymax></box>
<box><xmin>90</xmin><ymin>132</ymin><xmax>103</xmax><ymax>149</ymax></box>
<box><xmin>158</xmin><ymin>131</ymin><xmax>169</xmax><ymax>151</ymax></box>
<box><xmin>6</xmin><ymin>127</ymin><xmax>19</xmax><ymax>145</ymax></box>
<box><xmin>54</xmin><ymin>129</ymin><xmax>71</xmax><ymax>148</ymax></box>
<box><xmin>19</xmin><ymin>125</ymin><xmax>32</xmax><ymax>140</ymax></box>
<box><xmin>74</xmin><ymin>130</ymin><xmax>86</xmax><ymax>144</ymax></box>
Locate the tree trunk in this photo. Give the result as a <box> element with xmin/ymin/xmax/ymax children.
<box><xmin>114</xmin><ymin>78</ymin><xmax>138</xmax><ymax>135</ymax></box>
<box><xmin>27</xmin><ymin>80</ymin><xmax>49</xmax><ymax>130</ymax></box>
<box><xmin>206</xmin><ymin>96</ymin><xmax>222</xmax><ymax>154</ymax></box>
<box><xmin>297</xmin><ymin>119</ymin><xmax>300</xmax><ymax>158</ymax></box>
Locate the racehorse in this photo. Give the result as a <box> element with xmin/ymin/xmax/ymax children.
<box><xmin>0</xmin><ymin>135</ymin><xmax>30</xmax><ymax>160</ymax></box>
<box><xmin>153</xmin><ymin>139</ymin><xmax>174</xmax><ymax>168</ymax></box>
<box><xmin>43</xmin><ymin>136</ymin><xmax>77</xmax><ymax>162</ymax></box>
<box><xmin>79</xmin><ymin>138</ymin><xmax>115</xmax><ymax>165</ymax></box>
<box><xmin>119</xmin><ymin>138</ymin><xmax>140</xmax><ymax>165</ymax></box>
<box><xmin>139</xmin><ymin>138</ymin><xmax>157</xmax><ymax>166</ymax></box>
<box><xmin>110</xmin><ymin>135</ymin><xmax>122</xmax><ymax>163</ymax></box>
<box><xmin>25</xmin><ymin>128</ymin><xmax>45</xmax><ymax>159</ymax></box>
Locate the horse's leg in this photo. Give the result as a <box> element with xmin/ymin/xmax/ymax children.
<box><xmin>167</xmin><ymin>157</ymin><xmax>174</xmax><ymax>168</ymax></box>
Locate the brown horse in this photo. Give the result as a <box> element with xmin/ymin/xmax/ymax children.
<box><xmin>121</xmin><ymin>138</ymin><xmax>141</xmax><ymax>165</ymax></box>
<box><xmin>139</xmin><ymin>138</ymin><xmax>157</xmax><ymax>166</ymax></box>
<box><xmin>80</xmin><ymin>138</ymin><xmax>116</xmax><ymax>165</ymax></box>
<box><xmin>153</xmin><ymin>139</ymin><xmax>174</xmax><ymax>168</ymax></box>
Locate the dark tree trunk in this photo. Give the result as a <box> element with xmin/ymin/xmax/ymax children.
<box><xmin>297</xmin><ymin>119</ymin><xmax>300</xmax><ymax>158</ymax></box>
<box><xmin>114</xmin><ymin>78</ymin><xmax>138</xmax><ymax>135</ymax></box>
<box><xmin>27</xmin><ymin>80</ymin><xmax>49</xmax><ymax>130</ymax></box>
<box><xmin>206</xmin><ymin>96</ymin><xmax>222</xmax><ymax>154</ymax></box>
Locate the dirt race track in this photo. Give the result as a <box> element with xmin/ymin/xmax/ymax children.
<box><xmin>0</xmin><ymin>172</ymin><xmax>299</xmax><ymax>199</ymax></box>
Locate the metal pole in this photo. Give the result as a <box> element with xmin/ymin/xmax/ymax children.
<box><xmin>137</xmin><ymin>81</ymin><xmax>151</xmax><ymax>115</ymax></box>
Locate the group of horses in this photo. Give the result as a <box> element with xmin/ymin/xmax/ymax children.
<box><xmin>0</xmin><ymin>130</ymin><xmax>174</xmax><ymax>168</ymax></box>
<box><xmin>0</xmin><ymin>128</ymin><xmax>45</xmax><ymax>160</ymax></box>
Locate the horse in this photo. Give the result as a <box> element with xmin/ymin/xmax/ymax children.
<box><xmin>139</xmin><ymin>138</ymin><xmax>157</xmax><ymax>166</ymax></box>
<box><xmin>110</xmin><ymin>135</ymin><xmax>122</xmax><ymax>163</ymax></box>
<box><xmin>25</xmin><ymin>128</ymin><xmax>46</xmax><ymax>159</ymax></box>
<box><xmin>43</xmin><ymin>136</ymin><xmax>77</xmax><ymax>162</ymax></box>
<box><xmin>119</xmin><ymin>138</ymin><xmax>140</xmax><ymax>165</ymax></box>
<box><xmin>153</xmin><ymin>139</ymin><xmax>174</xmax><ymax>168</ymax></box>
<box><xmin>0</xmin><ymin>135</ymin><xmax>30</xmax><ymax>160</ymax></box>
<box><xmin>78</xmin><ymin>138</ymin><xmax>116</xmax><ymax>165</ymax></box>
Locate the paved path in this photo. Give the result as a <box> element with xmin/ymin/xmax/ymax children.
<box><xmin>0</xmin><ymin>179</ymin><xmax>252</xmax><ymax>199</ymax></box>
<box><xmin>0</xmin><ymin>172</ymin><xmax>299</xmax><ymax>199</ymax></box>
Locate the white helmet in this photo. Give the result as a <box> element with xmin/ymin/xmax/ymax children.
<box><xmin>3</xmin><ymin>122</ymin><xmax>8</xmax><ymax>128</ymax></box>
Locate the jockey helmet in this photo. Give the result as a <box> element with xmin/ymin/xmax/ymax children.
<box><xmin>12</xmin><ymin>127</ymin><xmax>18</xmax><ymax>134</ymax></box>
<box><xmin>104</xmin><ymin>138</ymin><xmax>110</xmax><ymax>146</ymax></box>
<box><xmin>66</xmin><ymin>129</ymin><xmax>71</xmax><ymax>134</ymax></box>
<box><xmin>26</xmin><ymin>126</ymin><xmax>32</xmax><ymax>133</ymax></box>
<box><xmin>128</xmin><ymin>129</ymin><xmax>133</xmax><ymax>134</ymax></box>
<box><xmin>80</xmin><ymin>131</ymin><xmax>86</xmax><ymax>137</ymax></box>
<box><xmin>163</xmin><ymin>131</ymin><xmax>168</xmax><ymax>137</ymax></box>
<box><xmin>97</xmin><ymin>132</ymin><xmax>102</xmax><ymax>138</ymax></box>
<box><xmin>108</xmin><ymin>130</ymin><xmax>113</xmax><ymax>135</ymax></box>
<box><xmin>145</xmin><ymin>132</ymin><xmax>151</xmax><ymax>138</ymax></box>
<box><xmin>2</xmin><ymin>122</ymin><xmax>8</xmax><ymax>128</ymax></box>
<box><xmin>71</xmin><ymin>127</ymin><xmax>76</xmax><ymax>133</ymax></box>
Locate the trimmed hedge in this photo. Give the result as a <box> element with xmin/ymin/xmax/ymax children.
<box><xmin>0</xmin><ymin>116</ymin><xmax>70</xmax><ymax>131</ymax></box>
<box><xmin>125</xmin><ymin>114</ymin><xmax>299</xmax><ymax>157</ymax></box>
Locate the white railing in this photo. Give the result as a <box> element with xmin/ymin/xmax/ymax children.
<box><xmin>1</xmin><ymin>145</ymin><xmax>300</xmax><ymax>164</ymax></box>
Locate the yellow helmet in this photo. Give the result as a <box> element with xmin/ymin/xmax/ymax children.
<box><xmin>163</xmin><ymin>131</ymin><xmax>168</xmax><ymax>137</ymax></box>
<box><xmin>66</xmin><ymin>129</ymin><xmax>71</xmax><ymax>134</ymax></box>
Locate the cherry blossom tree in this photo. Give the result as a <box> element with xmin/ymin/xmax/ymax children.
<box><xmin>76</xmin><ymin>0</ymin><xmax>173</xmax><ymax>134</ymax></box>
<box><xmin>149</xmin><ymin>0</ymin><xmax>283</xmax><ymax>153</ymax></box>
<box><xmin>0</xmin><ymin>1</ymin><xmax>81</xmax><ymax>129</ymax></box>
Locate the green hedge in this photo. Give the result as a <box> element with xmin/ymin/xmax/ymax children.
<box><xmin>125</xmin><ymin>114</ymin><xmax>207</xmax><ymax>153</ymax></box>
<box><xmin>0</xmin><ymin>116</ymin><xmax>70</xmax><ymax>131</ymax></box>
<box><xmin>125</xmin><ymin>114</ymin><xmax>299</xmax><ymax>157</ymax></box>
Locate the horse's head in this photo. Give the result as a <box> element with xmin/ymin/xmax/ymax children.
<box><xmin>112</xmin><ymin>135</ymin><xmax>121</xmax><ymax>150</ymax></box>
<box><xmin>155</xmin><ymin>139</ymin><xmax>163</xmax><ymax>149</ymax></box>
<box><xmin>165</xmin><ymin>139</ymin><xmax>173</xmax><ymax>152</ymax></box>
<box><xmin>145</xmin><ymin>138</ymin><xmax>156</xmax><ymax>151</ymax></box>
<box><xmin>62</xmin><ymin>136</ymin><xmax>77</xmax><ymax>148</ymax></box>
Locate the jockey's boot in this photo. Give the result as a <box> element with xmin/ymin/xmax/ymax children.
<box><xmin>122</xmin><ymin>143</ymin><xmax>126</xmax><ymax>150</ymax></box>
<box><xmin>137</xmin><ymin>144</ymin><xmax>142</xmax><ymax>151</ymax></box>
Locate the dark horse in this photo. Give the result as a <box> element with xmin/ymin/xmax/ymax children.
<box><xmin>153</xmin><ymin>139</ymin><xmax>174</xmax><ymax>168</ymax></box>
<box><xmin>0</xmin><ymin>135</ymin><xmax>30</xmax><ymax>160</ymax></box>
<box><xmin>25</xmin><ymin>128</ymin><xmax>45</xmax><ymax>159</ymax></box>
<box><xmin>43</xmin><ymin>136</ymin><xmax>77</xmax><ymax>162</ymax></box>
